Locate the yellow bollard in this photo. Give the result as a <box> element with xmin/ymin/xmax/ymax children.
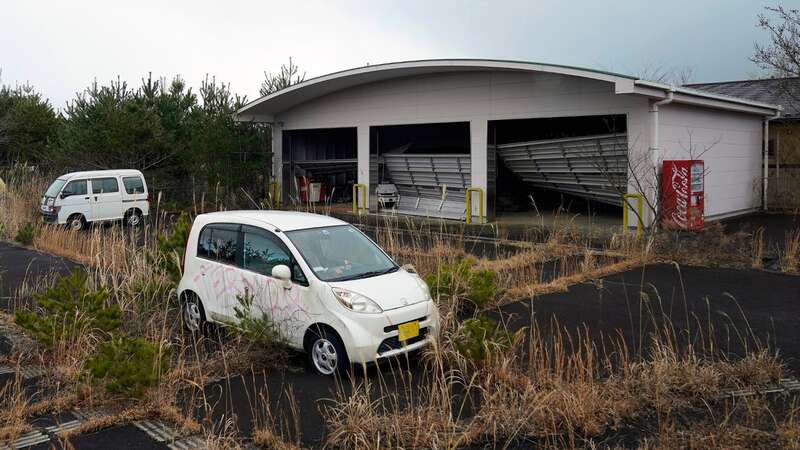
<box><xmin>465</xmin><ymin>187</ymin><xmax>485</xmax><ymax>224</ymax></box>
<box><xmin>352</xmin><ymin>183</ymin><xmax>367</xmax><ymax>214</ymax></box>
<box><xmin>622</xmin><ymin>193</ymin><xmax>644</xmax><ymax>235</ymax></box>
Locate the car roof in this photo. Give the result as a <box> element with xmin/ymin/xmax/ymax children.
<box><xmin>60</xmin><ymin>169</ymin><xmax>144</xmax><ymax>179</ymax></box>
<box><xmin>199</xmin><ymin>210</ymin><xmax>348</xmax><ymax>231</ymax></box>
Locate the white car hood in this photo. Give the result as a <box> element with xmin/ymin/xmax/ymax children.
<box><xmin>329</xmin><ymin>269</ymin><xmax>429</xmax><ymax>311</ymax></box>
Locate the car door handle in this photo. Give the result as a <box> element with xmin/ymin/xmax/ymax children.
<box><xmin>84</xmin><ymin>197</ymin><xmax>90</xmax><ymax>200</ymax></box>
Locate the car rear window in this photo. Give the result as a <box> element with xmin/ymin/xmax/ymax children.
<box><xmin>197</xmin><ymin>224</ymin><xmax>239</xmax><ymax>265</ymax></box>
<box><xmin>91</xmin><ymin>177</ymin><xmax>119</xmax><ymax>194</ymax></box>
<box><xmin>122</xmin><ymin>176</ymin><xmax>145</xmax><ymax>194</ymax></box>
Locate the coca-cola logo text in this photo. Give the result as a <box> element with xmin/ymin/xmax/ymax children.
<box><xmin>670</xmin><ymin>165</ymin><xmax>689</xmax><ymax>227</ymax></box>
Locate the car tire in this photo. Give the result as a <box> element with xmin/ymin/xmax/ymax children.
<box><xmin>181</xmin><ymin>293</ymin><xmax>207</xmax><ymax>335</ymax></box>
<box><xmin>125</xmin><ymin>209</ymin><xmax>143</xmax><ymax>227</ymax></box>
<box><xmin>307</xmin><ymin>327</ymin><xmax>349</xmax><ymax>376</ymax></box>
<box><xmin>67</xmin><ymin>214</ymin><xmax>86</xmax><ymax>231</ymax></box>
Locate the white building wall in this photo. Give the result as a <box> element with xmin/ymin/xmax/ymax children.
<box><xmin>658</xmin><ymin>103</ymin><xmax>763</xmax><ymax>219</ymax></box>
<box><xmin>275</xmin><ymin>70</ymin><xmax>651</xmax><ymax>218</ymax></box>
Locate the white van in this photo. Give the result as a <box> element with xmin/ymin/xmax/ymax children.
<box><xmin>40</xmin><ymin>169</ymin><xmax>149</xmax><ymax>230</ymax></box>
<box><xmin>177</xmin><ymin>211</ymin><xmax>439</xmax><ymax>375</ymax></box>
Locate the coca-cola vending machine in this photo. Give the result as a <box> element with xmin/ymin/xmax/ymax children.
<box><xmin>661</xmin><ymin>160</ymin><xmax>704</xmax><ymax>230</ymax></box>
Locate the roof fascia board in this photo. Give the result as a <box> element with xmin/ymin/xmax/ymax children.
<box><xmin>235</xmin><ymin>59</ymin><xmax>636</xmax><ymax>118</ymax></box>
<box><xmin>634</xmin><ymin>80</ymin><xmax>781</xmax><ymax>114</ymax></box>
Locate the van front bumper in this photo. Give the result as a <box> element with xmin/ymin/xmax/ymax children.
<box><xmin>40</xmin><ymin>212</ymin><xmax>58</xmax><ymax>223</ymax></box>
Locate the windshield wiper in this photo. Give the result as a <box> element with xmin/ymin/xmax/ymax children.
<box><xmin>338</xmin><ymin>266</ymin><xmax>398</xmax><ymax>281</ymax></box>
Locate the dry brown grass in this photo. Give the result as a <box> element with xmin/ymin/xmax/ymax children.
<box><xmin>2</xmin><ymin>167</ymin><xmax>797</xmax><ymax>449</ymax></box>
<box><xmin>781</xmin><ymin>229</ymin><xmax>800</xmax><ymax>273</ymax></box>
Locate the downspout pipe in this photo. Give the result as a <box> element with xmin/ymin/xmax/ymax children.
<box><xmin>648</xmin><ymin>87</ymin><xmax>675</xmax><ymax>226</ymax></box>
<box><xmin>763</xmin><ymin>109</ymin><xmax>781</xmax><ymax>211</ymax></box>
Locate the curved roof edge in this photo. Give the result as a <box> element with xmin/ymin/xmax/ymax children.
<box><xmin>235</xmin><ymin>59</ymin><xmax>638</xmax><ymax>119</ymax></box>
<box><xmin>236</xmin><ymin>59</ymin><xmax>781</xmax><ymax>120</ymax></box>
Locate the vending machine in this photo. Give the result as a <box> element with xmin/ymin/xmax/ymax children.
<box><xmin>660</xmin><ymin>160</ymin><xmax>704</xmax><ymax>230</ymax></box>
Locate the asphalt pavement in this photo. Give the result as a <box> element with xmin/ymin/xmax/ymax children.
<box><xmin>2</xmin><ymin>240</ymin><xmax>800</xmax><ymax>448</ymax></box>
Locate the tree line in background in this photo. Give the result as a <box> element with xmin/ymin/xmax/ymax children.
<box><xmin>0</xmin><ymin>59</ymin><xmax>305</xmax><ymax>209</ymax></box>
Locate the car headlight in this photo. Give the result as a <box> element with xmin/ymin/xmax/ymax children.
<box><xmin>47</xmin><ymin>198</ymin><xmax>55</xmax><ymax>206</ymax></box>
<box><xmin>332</xmin><ymin>287</ymin><xmax>383</xmax><ymax>314</ymax></box>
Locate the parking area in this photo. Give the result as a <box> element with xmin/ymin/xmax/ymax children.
<box><xmin>2</xmin><ymin>235</ymin><xmax>799</xmax><ymax>448</ymax></box>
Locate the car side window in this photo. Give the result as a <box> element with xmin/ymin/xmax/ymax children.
<box><xmin>242</xmin><ymin>226</ymin><xmax>307</xmax><ymax>285</ymax></box>
<box><xmin>243</xmin><ymin>228</ymin><xmax>291</xmax><ymax>275</ymax></box>
<box><xmin>197</xmin><ymin>224</ymin><xmax>239</xmax><ymax>265</ymax></box>
<box><xmin>62</xmin><ymin>180</ymin><xmax>87</xmax><ymax>197</ymax></box>
<box><xmin>122</xmin><ymin>176</ymin><xmax>145</xmax><ymax>194</ymax></box>
<box><xmin>197</xmin><ymin>226</ymin><xmax>212</xmax><ymax>258</ymax></box>
<box><xmin>91</xmin><ymin>177</ymin><xmax>119</xmax><ymax>194</ymax></box>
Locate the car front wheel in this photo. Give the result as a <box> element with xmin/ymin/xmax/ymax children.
<box><xmin>308</xmin><ymin>328</ymin><xmax>348</xmax><ymax>376</ymax></box>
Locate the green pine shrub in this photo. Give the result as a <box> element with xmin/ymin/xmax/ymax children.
<box><xmin>86</xmin><ymin>335</ymin><xmax>169</xmax><ymax>398</ymax></box>
<box><xmin>14</xmin><ymin>222</ymin><xmax>36</xmax><ymax>245</ymax></box>
<box><xmin>232</xmin><ymin>290</ymin><xmax>288</xmax><ymax>364</ymax></box>
<box><xmin>150</xmin><ymin>212</ymin><xmax>191</xmax><ymax>284</ymax></box>
<box><xmin>453</xmin><ymin>315</ymin><xmax>512</xmax><ymax>362</ymax></box>
<box><xmin>425</xmin><ymin>259</ymin><xmax>500</xmax><ymax>310</ymax></box>
<box><xmin>14</xmin><ymin>268</ymin><xmax>121</xmax><ymax>347</ymax></box>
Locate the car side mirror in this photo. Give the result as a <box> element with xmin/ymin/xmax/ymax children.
<box><xmin>272</xmin><ymin>264</ymin><xmax>292</xmax><ymax>289</ymax></box>
<box><xmin>60</xmin><ymin>192</ymin><xmax>67</xmax><ymax>199</ymax></box>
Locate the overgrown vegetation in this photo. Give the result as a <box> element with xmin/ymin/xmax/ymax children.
<box><xmin>13</xmin><ymin>222</ymin><xmax>35</xmax><ymax>245</ymax></box>
<box><xmin>151</xmin><ymin>212</ymin><xmax>192</xmax><ymax>284</ymax></box>
<box><xmin>426</xmin><ymin>258</ymin><xmax>501</xmax><ymax>312</ymax></box>
<box><xmin>86</xmin><ymin>335</ymin><xmax>169</xmax><ymax>398</ymax></box>
<box><xmin>14</xmin><ymin>268</ymin><xmax>120</xmax><ymax>347</ymax></box>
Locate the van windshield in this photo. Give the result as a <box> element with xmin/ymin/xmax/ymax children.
<box><xmin>286</xmin><ymin>225</ymin><xmax>397</xmax><ymax>282</ymax></box>
<box><xmin>44</xmin><ymin>179</ymin><xmax>67</xmax><ymax>197</ymax></box>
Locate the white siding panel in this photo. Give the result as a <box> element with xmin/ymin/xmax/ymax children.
<box><xmin>659</xmin><ymin>104</ymin><xmax>762</xmax><ymax>218</ymax></box>
<box><xmin>277</xmin><ymin>71</ymin><xmax>643</xmax><ymax>129</ymax></box>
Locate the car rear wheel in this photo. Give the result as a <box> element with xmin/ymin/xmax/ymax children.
<box><xmin>308</xmin><ymin>328</ymin><xmax>348</xmax><ymax>376</ymax></box>
<box><xmin>68</xmin><ymin>214</ymin><xmax>86</xmax><ymax>231</ymax></box>
<box><xmin>125</xmin><ymin>209</ymin><xmax>143</xmax><ymax>227</ymax></box>
<box><xmin>182</xmin><ymin>294</ymin><xmax>207</xmax><ymax>334</ymax></box>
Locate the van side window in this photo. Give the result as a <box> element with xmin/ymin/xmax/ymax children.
<box><xmin>91</xmin><ymin>177</ymin><xmax>119</xmax><ymax>194</ymax></box>
<box><xmin>62</xmin><ymin>180</ymin><xmax>87</xmax><ymax>197</ymax></box>
<box><xmin>122</xmin><ymin>177</ymin><xmax>145</xmax><ymax>194</ymax></box>
<box><xmin>197</xmin><ymin>225</ymin><xmax>239</xmax><ymax>265</ymax></box>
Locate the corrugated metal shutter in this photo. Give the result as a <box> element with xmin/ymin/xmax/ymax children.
<box><xmin>382</xmin><ymin>154</ymin><xmax>471</xmax><ymax>220</ymax></box>
<box><xmin>493</xmin><ymin>133</ymin><xmax>627</xmax><ymax>205</ymax></box>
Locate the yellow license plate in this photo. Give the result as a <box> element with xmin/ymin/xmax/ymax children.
<box><xmin>397</xmin><ymin>321</ymin><xmax>420</xmax><ymax>342</ymax></box>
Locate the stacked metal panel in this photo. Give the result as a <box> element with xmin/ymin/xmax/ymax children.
<box><xmin>493</xmin><ymin>133</ymin><xmax>627</xmax><ymax>206</ymax></box>
<box><xmin>381</xmin><ymin>153</ymin><xmax>471</xmax><ymax>220</ymax></box>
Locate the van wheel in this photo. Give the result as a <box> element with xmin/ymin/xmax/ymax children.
<box><xmin>125</xmin><ymin>209</ymin><xmax>143</xmax><ymax>227</ymax></box>
<box><xmin>181</xmin><ymin>293</ymin><xmax>207</xmax><ymax>334</ymax></box>
<box><xmin>67</xmin><ymin>214</ymin><xmax>86</xmax><ymax>231</ymax></box>
<box><xmin>307</xmin><ymin>327</ymin><xmax>349</xmax><ymax>376</ymax></box>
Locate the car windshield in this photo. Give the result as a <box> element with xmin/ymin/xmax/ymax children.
<box><xmin>286</xmin><ymin>225</ymin><xmax>397</xmax><ymax>282</ymax></box>
<box><xmin>44</xmin><ymin>179</ymin><xmax>66</xmax><ymax>197</ymax></box>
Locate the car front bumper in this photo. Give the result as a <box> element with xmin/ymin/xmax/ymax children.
<box><xmin>341</xmin><ymin>300</ymin><xmax>439</xmax><ymax>365</ymax></box>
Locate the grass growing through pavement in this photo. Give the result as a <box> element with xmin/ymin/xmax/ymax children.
<box><xmin>0</xmin><ymin>166</ymin><xmax>799</xmax><ymax>448</ymax></box>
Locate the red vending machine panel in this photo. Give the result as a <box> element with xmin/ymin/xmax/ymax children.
<box><xmin>661</xmin><ymin>160</ymin><xmax>704</xmax><ymax>230</ymax></box>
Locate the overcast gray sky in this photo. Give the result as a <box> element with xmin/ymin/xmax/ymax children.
<box><xmin>0</xmin><ymin>0</ymin><xmax>790</xmax><ymax>109</ymax></box>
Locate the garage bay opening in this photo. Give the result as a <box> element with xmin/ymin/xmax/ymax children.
<box><xmin>370</xmin><ymin>122</ymin><xmax>471</xmax><ymax>220</ymax></box>
<box><xmin>489</xmin><ymin>114</ymin><xmax>627</xmax><ymax>229</ymax></box>
<box><xmin>282</xmin><ymin>128</ymin><xmax>357</xmax><ymax>207</ymax></box>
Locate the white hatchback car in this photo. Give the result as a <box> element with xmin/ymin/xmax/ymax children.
<box><xmin>177</xmin><ymin>210</ymin><xmax>439</xmax><ymax>375</ymax></box>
